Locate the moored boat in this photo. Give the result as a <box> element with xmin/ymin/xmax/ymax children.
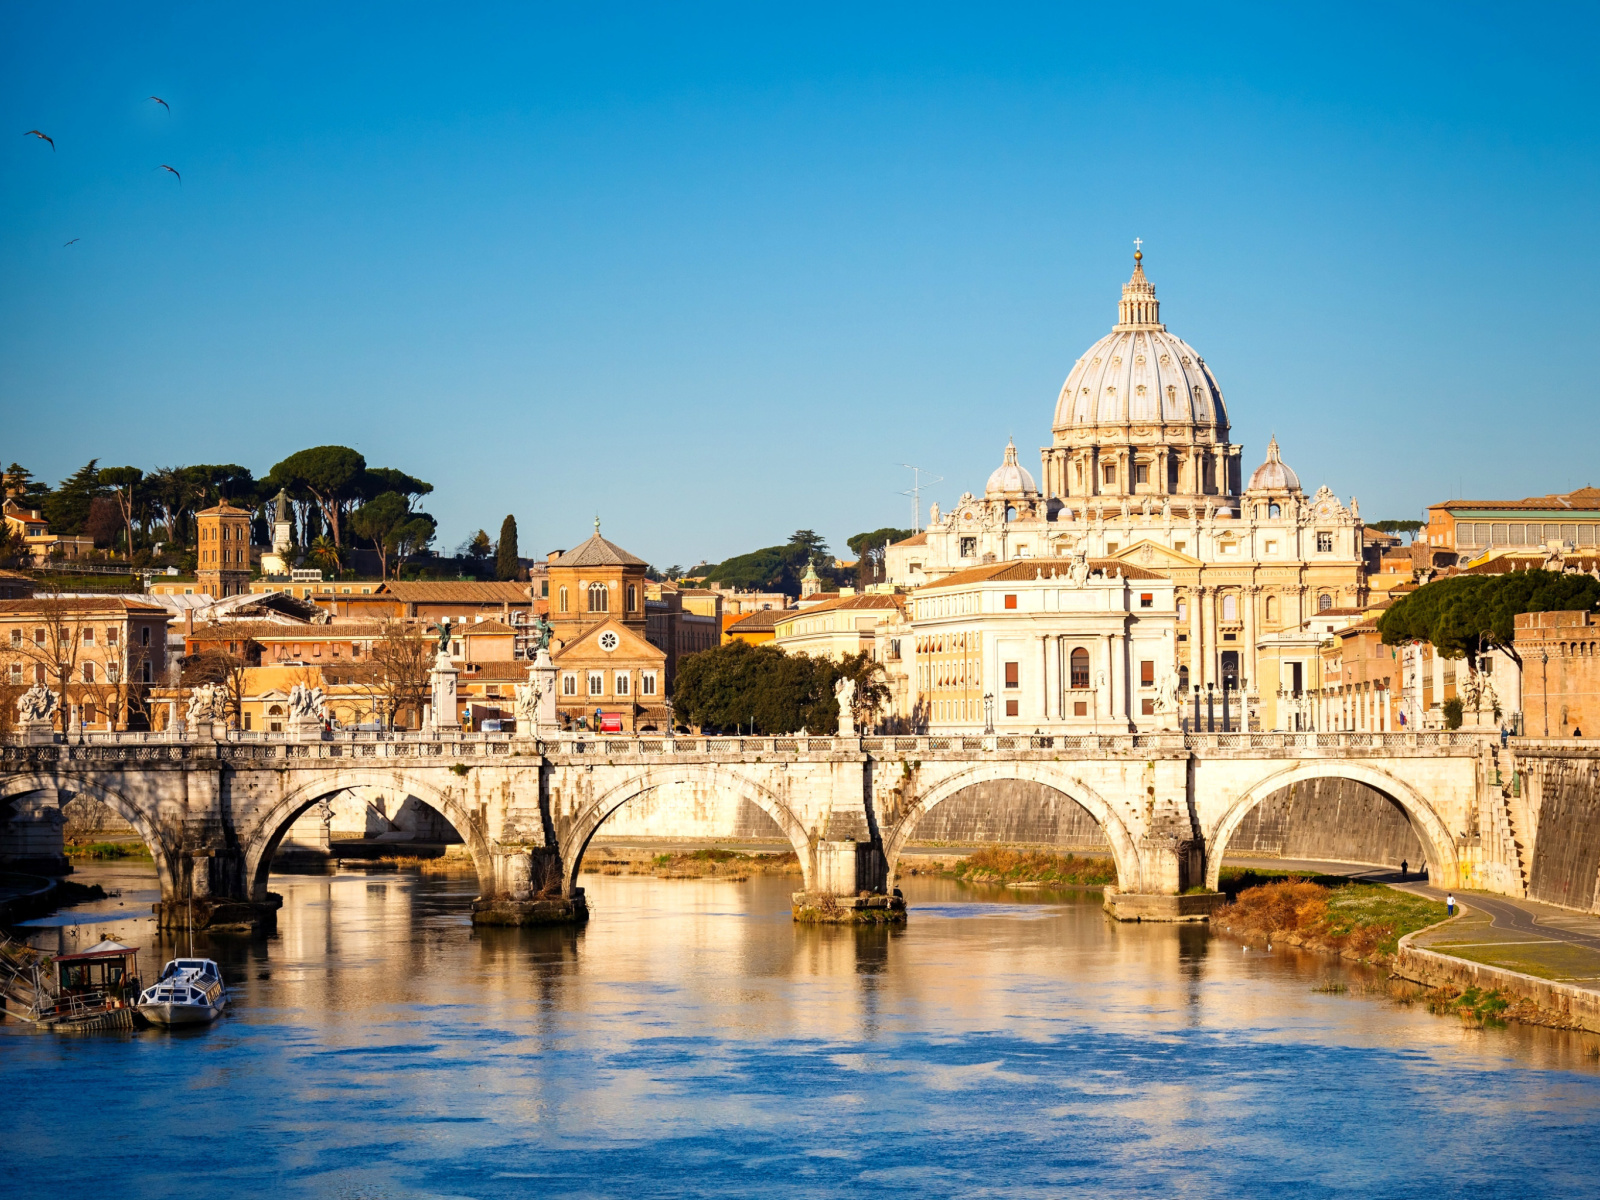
<box><xmin>137</xmin><ymin>958</ymin><xmax>226</xmax><ymax>1026</ymax></box>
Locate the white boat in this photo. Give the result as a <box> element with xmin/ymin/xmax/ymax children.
<box><xmin>137</xmin><ymin>958</ymin><xmax>226</xmax><ymax>1026</ymax></box>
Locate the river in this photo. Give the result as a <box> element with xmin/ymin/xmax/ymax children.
<box><xmin>7</xmin><ymin>861</ymin><xmax>1600</xmax><ymax>1199</ymax></box>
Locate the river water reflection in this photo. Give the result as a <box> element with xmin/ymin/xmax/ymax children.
<box><xmin>8</xmin><ymin>862</ymin><xmax>1600</xmax><ymax>1199</ymax></box>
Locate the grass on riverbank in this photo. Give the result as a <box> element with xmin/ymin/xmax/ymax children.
<box><xmin>1220</xmin><ymin>878</ymin><xmax>1446</xmax><ymax>960</ymax></box>
<box><xmin>65</xmin><ymin>841</ymin><xmax>151</xmax><ymax>860</ymax></box>
<box><xmin>946</xmin><ymin>848</ymin><xmax>1117</xmax><ymax>888</ymax></box>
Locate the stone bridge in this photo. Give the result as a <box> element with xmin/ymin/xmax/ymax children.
<box><xmin>0</xmin><ymin>727</ymin><xmax>1560</xmax><ymax>928</ymax></box>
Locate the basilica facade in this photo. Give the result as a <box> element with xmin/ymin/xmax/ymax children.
<box><xmin>885</xmin><ymin>251</ymin><xmax>1366</xmax><ymax>713</ymax></box>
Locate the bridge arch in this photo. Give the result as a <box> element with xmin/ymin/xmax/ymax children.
<box><xmin>882</xmin><ymin>763</ymin><xmax>1142</xmax><ymax>892</ymax></box>
<box><xmin>0</xmin><ymin>771</ymin><xmax>176</xmax><ymax>894</ymax></box>
<box><xmin>1204</xmin><ymin>761</ymin><xmax>1461</xmax><ymax>891</ymax></box>
<box><xmin>562</xmin><ymin>766</ymin><xmax>814</xmax><ymax>894</ymax></box>
<box><xmin>242</xmin><ymin>770</ymin><xmax>495</xmax><ymax>901</ymax></box>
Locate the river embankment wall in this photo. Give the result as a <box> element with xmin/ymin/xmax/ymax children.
<box><xmin>1226</xmin><ymin>778</ymin><xmax>1424</xmax><ymax>867</ymax></box>
<box><xmin>1524</xmin><ymin>756</ymin><xmax>1600</xmax><ymax>911</ymax></box>
<box><xmin>1392</xmin><ymin>924</ymin><xmax>1600</xmax><ymax>1034</ymax></box>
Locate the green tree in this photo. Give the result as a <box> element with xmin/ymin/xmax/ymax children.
<box><xmin>43</xmin><ymin>459</ymin><xmax>103</xmax><ymax>534</ymax></box>
<box><xmin>460</xmin><ymin>529</ymin><xmax>493</xmax><ymax>576</ymax></box>
<box><xmin>307</xmin><ymin>535</ymin><xmax>342</xmax><ymax>575</ymax></box>
<box><xmin>267</xmin><ymin>446</ymin><xmax>367</xmax><ymax>548</ymax></box>
<box><xmin>496</xmin><ymin>514</ymin><xmax>520</xmax><ymax>581</ymax></box>
<box><xmin>391</xmin><ymin>513</ymin><xmax>437</xmax><ymax>574</ymax></box>
<box><xmin>98</xmin><ymin>466</ymin><xmax>143</xmax><ymax>558</ymax></box>
<box><xmin>1372</xmin><ymin>520</ymin><xmax>1424</xmax><ymax>542</ymax></box>
<box><xmin>350</xmin><ymin>492</ymin><xmax>413</xmax><ymax>580</ymax></box>
<box><xmin>3</xmin><ymin>463</ymin><xmax>50</xmax><ymax>507</ymax></box>
<box><xmin>847</xmin><ymin>527</ymin><xmax>913</xmax><ymax>586</ymax></box>
<box><xmin>1378</xmin><ymin>569</ymin><xmax>1600</xmax><ymax>667</ymax></box>
<box><xmin>670</xmin><ymin>642</ymin><xmax>878</xmax><ymax>734</ymax></box>
<box><xmin>362</xmin><ymin>467</ymin><xmax>432</xmax><ymax>507</ymax></box>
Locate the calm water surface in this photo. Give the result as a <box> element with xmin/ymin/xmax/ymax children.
<box><xmin>7</xmin><ymin>861</ymin><xmax>1600</xmax><ymax>1199</ymax></box>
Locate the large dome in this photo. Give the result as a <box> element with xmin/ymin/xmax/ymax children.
<box><xmin>1051</xmin><ymin>253</ymin><xmax>1229</xmax><ymax>438</ymax></box>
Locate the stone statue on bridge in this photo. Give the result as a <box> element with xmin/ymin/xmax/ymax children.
<box><xmin>514</xmin><ymin>676</ymin><xmax>542</xmax><ymax>727</ymax></box>
<box><xmin>186</xmin><ymin>684</ymin><xmax>225</xmax><ymax>724</ymax></box>
<box><xmin>287</xmin><ymin>682</ymin><xmax>327</xmax><ymax>722</ymax></box>
<box><xmin>16</xmin><ymin>683</ymin><xmax>57</xmax><ymax>724</ymax></box>
<box><xmin>834</xmin><ymin>675</ymin><xmax>857</xmax><ymax>738</ymax></box>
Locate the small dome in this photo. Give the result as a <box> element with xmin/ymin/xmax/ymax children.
<box><xmin>1247</xmin><ymin>437</ymin><xmax>1300</xmax><ymax>492</ymax></box>
<box><xmin>986</xmin><ymin>440</ymin><xmax>1039</xmax><ymax>498</ymax></box>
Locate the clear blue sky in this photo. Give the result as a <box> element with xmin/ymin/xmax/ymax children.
<box><xmin>4</xmin><ymin>3</ymin><xmax>1597</xmax><ymax>567</ymax></box>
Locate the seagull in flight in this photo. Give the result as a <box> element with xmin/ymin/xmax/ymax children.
<box><xmin>63</xmin><ymin>238</ymin><xmax>79</xmax><ymax>247</ymax></box>
<box><xmin>149</xmin><ymin>96</ymin><xmax>170</xmax><ymax>112</ymax></box>
<box><xmin>158</xmin><ymin>164</ymin><xmax>181</xmax><ymax>183</ymax></box>
<box><xmin>25</xmin><ymin>129</ymin><xmax>54</xmax><ymax>150</ymax></box>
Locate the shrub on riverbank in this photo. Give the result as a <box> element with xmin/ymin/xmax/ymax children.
<box><xmin>1222</xmin><ymin>879</ymin><xmax>1446</xmax><ymax>960</ymax></box>
<box><xmin>65</xmin><ymin>841</ymin><xmax>151</xmax><ymax>860</ymax></box>
<box><xmin>950</xmin><ymin>848</ymin><xmax>1116</xmax><ymax>887</ymax></box>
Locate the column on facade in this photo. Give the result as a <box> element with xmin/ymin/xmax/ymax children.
<box><xmin>1205</xmin><ymin>586</ymin><xmax>1220</xmax><ymax>691</ymax></box>
<box><xmin>1103</xmin><ymin>632</ymin><xmax>1117</xmax><ymax>728</ymax></box>
<box><xmin>1090</xmin><ymin>446</ymin><xmax>1101</xmax><ymax>496</ymax></box>
<box><xmin>1040</xmin><ymin>635</ymin><xmax>1053</xmax><ymax>722</ymax></box>
<box><xmin>1155</xmin><ymin>447</ymin><xmax>1168</xmax><ymax>495</ymax></box>
<box><xmin>1242</xmin><ymin>584</ymin><xmax>1258</xmax><ymax>694</ymax></box>
<box><xmin>1111</xmin><ymin>630</ymin><xmax>1127</xmax><ymax>729</ymax></box>
<box><xmin>1188</xmin><ymin>585</ymin><xmax>1204</xmax><ymax>692</ymax></box>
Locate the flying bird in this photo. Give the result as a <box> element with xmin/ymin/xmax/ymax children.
<box><xmin>63</xmin><ymin>238</ymin><xmax>79</xmax><ymax>247</ymax></box>
<box><xmin>149</xmin><ymin>96</ymin><xmax>170</xmax><ymax>111</ymax></box>
<box><xmin>158</xmin><ymin>164</ymin><xmax>181</xmax><ymax>183</ymax></box>
<box><xmin>25</xmin><ymin>129</ymin><xmax>54</xmax><ymax>150</ymax></box>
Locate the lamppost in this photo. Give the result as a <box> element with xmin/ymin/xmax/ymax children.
<box><xmin>982</xmin><ymin>692</ymin><xmax>994</xmax><ymax>734</ymax></box>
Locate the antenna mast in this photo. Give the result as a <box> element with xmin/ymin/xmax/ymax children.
<box><xmin>900</xmin><ymin>464</ymin><xmax>944</xmax><ymax>534</ymax></box>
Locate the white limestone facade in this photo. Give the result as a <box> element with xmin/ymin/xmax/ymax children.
<box><xmin>885</xmin><ymin>251</ymin><xmax>1366</xmax><ymax>704</ymax></box>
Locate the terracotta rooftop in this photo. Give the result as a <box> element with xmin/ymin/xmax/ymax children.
<box><xmin>726</xmin><ymin>608</ymin><xmax>791</xmax><ymax>632</ymax></box>
<box><xmin>1434</xmin><ymin>486</ymin><xmax>1600</xmax><ymax>513</ymax></box>
<box><xmin>378</xmin><ymin>581</ymin><xmax>532</xmax><ymax>603</ymax></box>
<box><xmin>918</xmin><ymin>558</ymin><xmax>1166</xmax><ymax>589</ymax></box>
<box><xmin>550</xmin><ymin>531</ymin><xmax>647</xmax><ymax>569</ymax></box>
<box><xmin>0</xmin><ymin>597</ymin><xmax>168</xmax><ymax>615</ymax></box>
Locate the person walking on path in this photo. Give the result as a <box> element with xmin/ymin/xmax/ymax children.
<box><xmin>1447</xmin><ymin>892</ymin><xmax>1456</xmax><ymax>916</ymax></box>
<box><xmin>1401</xmin><ymin>859</ymin><xmax>1409</xmax><ymax>878</ymax></box>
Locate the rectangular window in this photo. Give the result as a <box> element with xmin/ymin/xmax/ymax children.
<box><xmin>1316</xmin><ymin>532</ymin><xmax>1334</xmax><ymax>553</ymax></box>
<box><xmin>563</xmin><ymin>673</ymin><xmax>578</xmax><ymax>696</ymax></box>
<box><xmin>1103</xmin><ymin>464</ymin><xmax>1116</xmax><ymax>485</ymax></box>
<box><xmin>243</xmin><ymin>713</ymin><xmax>252</xmax><ymax>730</ymax></box>
<box><xmin>1004</xmin><ymin>661</ymin><xmax>1019</xmax><ymax>689</ymax></box>
<box><xmin>8</xmin><ymin>663</ymin><xmax>20</xmax><ymax>683</ymax></box>
<box><xmin>641</xmin><ymin>672</ymin><xmax>657</xmax><ymax>696</ymax></box>
<box><xmin>1508</xmin><ymin>524</ymin><xmax>1526</xmax><ymax>544</ymax></box>
<box><xmin>1004</xmin><ymin>594</ymin><xmax>1017</xmax><ymax>610</ymax></box>
<box><xmin>141</xmin><ymin>661</ymin><xmax>152</xmax><ymax>683</ymax></box>
<box><xmin>1140</xmin><ymin>593</ymin><xmax>1153</xmax><ymax>609</ymax></box>
<box><xmin>959</xmin><ymin>537</ymin><xmax>977</xmax><ymax>558</ymax></box>
<box><xmin>1265</xmin><ymin>540</ymin><xmax>1278</xmax><ymax>554</ymax></box>
<box><xmin>8</xmin><ymin>630</ymin><xmax>18</xmax><ymax>647</ymax></box>
<box><xmin>1141</xmin><ymin>698</ymin><xmax>1155</xmax><ymax>716</ymax></box>
<box><xmin>1177</xmin><ymin>601</ymin><xmax>1187</xmax><ymax>622</ymax></box>
<box><xmin>1073</xmin><ymin>701</ymin><xmax>1087</xmax><ymax>717</ymax></box>
<box><xmin>1005</xmin><ymin>699</ymin><xmax>1019</xmax><ymax>717</ymax></box>
<box><xmin>82</xmin><ymin>627</ymin><xmax>94</xmax><ymax>646</ymax></box>
<box><xmin>1140</xmin><ymin>660</ymin><xmax>1155</xmax><ymax>687</ymax></box>
<box><xmin>106</xmin><ymin>627</ymin><xmax>118</xmax><ymax>646</ymax></box>
<box><xmin>1173</xmin><ymin>541</ymin><xmax>1186</xmax><ymax>555</ymax></box>
<box><xmin>1135</xmin><ymin>464</ymin><xmax>1149</xmax><ymax>485</ymax></box>
<box><xmin>1106</xmin><ymin>543</ymin><xmax>1118</xmax><ymax>554</ymax></box>
<box><xmin>588</xmin><ymin>671</ymin><xmax>604</xmax><ymax>696</ymax></box>
<box><xmin>615</xmin><ymin>672</ymin><xmax>630</xmax><ymax>696</ymax></box>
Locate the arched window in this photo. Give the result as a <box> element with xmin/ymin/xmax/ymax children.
<box><xmin>1265</xmin><ymin>595</ymin><xmax>1277</xmax><ymax>622</ymax></box>
<box><xmin>1268</xmin><ymin>502</ymin><xmax>1281</xmax><ymax>519</ymax></box>
<box><xmin>1222</xmin><ymin>593</ymin><xmax>1238</xmax><ymax>622</ymax></box>
<box><xmin>1318</xmin><ymin>593</ymin><xmax>1332</xmax><ymax>612</ymax></box>
<box><xmin>1070</xmin><ymin>647</ymin><xmax>1090</xmax><ymax>690</ymax></box>
<box><xmin>559</xmin><ymin>586</ymin><xmax>569</xmax><ymax>613</ymax></box>
<box><xmin>627</xmin><ymin>585</ymin><xmax>637</xmax><ymax>611</ymax></box>
<box><xmin>1179</xmin><ymin>665</ymin><xmax>1190</xmax><ymax>694</ymax></box>
<box><xmin>588</xmin><ymin>582</ymin><xmax>608</xmax><ymax>613</ymax></box>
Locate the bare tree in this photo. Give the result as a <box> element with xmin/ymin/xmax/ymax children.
<box><xmin>3</xmin><ymin>589</ymin><xmax>88</xmax><ymax>730</ymax></box>
<box><xmin>366</xmin><ymin>620</ymin><xmax>434</xmax><ymax>730</ymax></box>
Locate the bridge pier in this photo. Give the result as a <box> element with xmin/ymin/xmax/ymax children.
<box><xmin>470</xmin><ymin>847</ymin><xmax>589</xmax><ymax>926</ymax></box>
<box><xmin>153</xmin><ymin>848</ymin><xmax>283</xmax><ymax>932</ymax></box>
<box><xmin>791</xmin><ymin>839</ymin><xmax>905</xmax><ymax>924</ymax></box>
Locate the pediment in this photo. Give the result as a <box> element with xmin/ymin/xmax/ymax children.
<box><xmin>1108</xmin><ymin>539</ymin><xmax>1202</xmax><ymax>569</ymax></box>
<box><xmin>551</xmin><ymin>617</ymin><xmax>665</xmax><ymax>664</ymax></box>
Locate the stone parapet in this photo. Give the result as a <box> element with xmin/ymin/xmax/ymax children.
<box><xmin>1393</xmin><ymin>932</ymin><xmax>1600</xmax><ymax>1034</ymax></box>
